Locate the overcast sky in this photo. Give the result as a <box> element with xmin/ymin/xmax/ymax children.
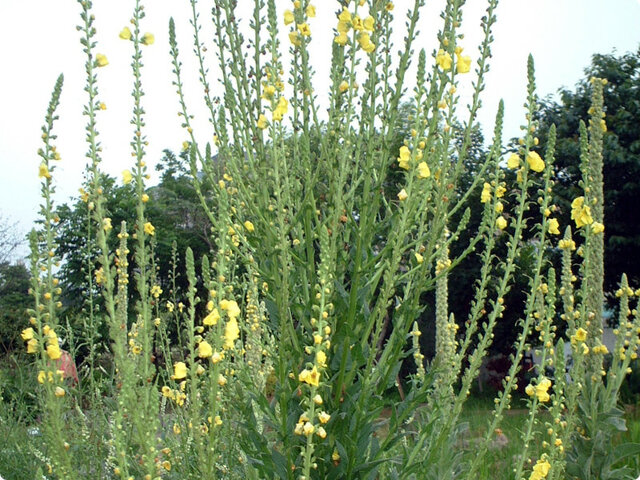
<box><xmin>1</xmin><ymin>0</ymin><xmax>640</xmax><ymax>260</ymax></box>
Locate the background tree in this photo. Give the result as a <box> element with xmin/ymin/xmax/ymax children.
<box><xmin>54</xmin><ymin>149</ymin><xmax>212</xmax><ymax>315</ymax></box>
<box><xmin>535</xmin><ymin>46</ymin><xmax>640</xmax><ymax>306</ymax></box>
<box><xmin>0</xmin><ymin>261</ymin><xmax>31</xmax><ymax>354</ymax></box>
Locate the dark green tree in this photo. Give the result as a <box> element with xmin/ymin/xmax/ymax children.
<box><xmin>54</xmin><ymin>149</ymin><xmax>212</xmax><ymax>314</ymax></box>
<box><xmin>535</xmin><ymin>46</ymin><xmax>640</xmax><ymax>302</ymax></box>
<box><xmin>0</xmin><ymin>262</ymin><xmax>31</xmax><ymax>353</ymax></box>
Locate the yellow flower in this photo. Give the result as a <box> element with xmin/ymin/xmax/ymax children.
<box><xmin>298</xmin><ymin>23</ymin><xmax>311</xmax><ymax>37</ymax></box>
<box><xmin>338</xmin><ymin>8</ymin><xmax>352</xmax><ymax>23</ymax></box>
<box><xmin>21</xmin><ymin>328</ymin><xmax>35</xmax><ymax>341</ymax></box>
<box><xmin>122</xmin><ymin>169</ymin><xmax>133</xmax><ymax>184</ymax></box>
<box><xmin>96</xmin><ymin>53</ymin><xmax>109</xmax><ymax>67</ymax></box>
<box><xmin>548</xmin><ymin>218</ymin><xmax>560</xmax><ymax>235</ymax></box>
<box><xmin>273</xmin><ymin>96</ymin><xmax>289</xmax><ymax>121</ymax></box>
<box><xmin>352</xmin><ymin>15</ymin><xmax>364</xmax><ymax>31</ymax></box>
<box><xmin>289</xmin><ymin>31</ymin><xmax>301</xmax><ymax>46</ymax></box>
<box><xmin>526</xmin><ymin>151</ymin><xmax>545</xmax><ymax>172</ymax></box>
<box><xmin>220</xmin><ymin>299</ymin><xmax>239</xmax><ymax>318</ymax></box>
<box><xmin>144</xmin><ymin>222</ymin><xmax>155</xmax><ymax>236</ymax></box>
<box><xmin>142</xmin><ymin>32</ymin><xmax>155</xmax><ymax>45</ymax></box>
<box><xmin>211</xmin><ymin>351</ymin><xmax>224</xmax><ymax>364</ymax></box>
<box><xmin>571</xmin><ymin>197</ymin><xmax>593</xmax><ymax>228</ymax></box>
<box><xmin>313</xmin><ymin>394</ymin><xmax>323</xmax><ymax>405</ymax></box>
<box><xmin>257</xmin><ymin>114</ymin><xmax>268</xmax><ymax>130</ymax></box>
<box><xmin>316</xmin><ymin>426</ymin><xmax>327</xmax><ymax>439</ymax></box>
<box><xmin>480</xmin><ymin>182</ymin><xmax>491</xmax><ymax>203</ymax></box>
<box><xmin>456</xmin><ymin>54</ymin><xmax>472</xmax><ymax>74</ymax></box>
<box><xmin>37</xmin><ymin>370</ymin><xmax>46</xmax><ymax>384</ymax></box>
<box><xmin>558</xmin><ymin>238</ymin><xmax>576</xmax><ymax>250</ymax></box>
<box><xmin>305</xmin><ymin>5</ymin><xmax>316</xmax><ymax>18</ymax></box>
<box><xmin>318</xmin><ymin>411</ymin><xmax>330</xmax><ymax>424</ymax></box>
<box><xmin>591</xmin><ymin>222</ymin><xmax>604</xmax><ymax>234</ymax></box>
<box><xmin>363</xmin><ymin>16</ymin><xmax>375</xmax><ymax>32</ymax></box>
<box><xmin>415</xmin><ymin>252</ymin><xmax>424</xmax><ymax>264</ymax></box>
<box><xmin>496</xmin><ymin>216</ymin><xmax>507</xmax><ymax>230</ymax></box>
<box><xmin>150</xmin><ymin>285</ymin><xmax>162</xmax><ymax>298</ymax></box>
<box><xmin>218</xmin><ymin>374</ymin><xmax>227</xmax><ymax>386</ymax></box>
<box><xmin>54</xmin><ymin>387</ymin><xmax>66</xmax><ymax>397</ymax></box>
<box><xmin>39</xmin><ymin>163</ymin><xmax>51</xmax><ymax>179</ymax></box>
<box><xmin>198</xmin><ymin>340</ymin><xmax>213</xmax><ymax>358</ymax></box>
<box><xmin>119</xmin><ymin>27</ymin><xmax>132</xmax><ymax>40</ymax></box>
<box><xmin>436</xmin><ymin>49</ymin><xmax>452</xmax><ymax>71</ymax></box>
<box><xmin>397</xmin><ymin>189</ymin><xmax>408</xmax><ymax>202</ymax></box>
<box><xmin>417</xmin><ymin>161</ymin><xmax>431</xmax><ymax>179</ymax></box>
<box><xmin>357</xmin><ymin>33</ymin><xmax>375</xmax><ymax>53</ymax></box>
<box><xmin>284</xmin><ymin>9</ymin><xmax>294</xmax><ymax>25</ymax></box>
<box><xmin>141</xmin><ymin>193</ymin><xmax>149</xmax><ymax>203</ymax></box>
<box><xmin>172</xmin><ymin>362</ymin><xmax>187</xmax><ymax>380</ymax></box>
<box><xmin>534</xmin><ymin>377</ymin><xmax>552</xmax><ymax>403</ymax></box>
<box><xmin>337</xmin><ymin>20</ymin><xmax>350</xmax><ymax>33</ymax></box>
<box><xmin>47</xmin><ymin>343</ymin><xmax>61</xmax><ymax>360</ymax></box>
<box><xmin>338</xmin><ymin>80</ymin><xmax>349</xmax><ymax>93</ymax></box>
<box><xmin>103</xmin><ymin>217</ymin><xmax>112</xmax><ymax>232</ymax></box>
<box><xmin>529</xmin><ymin>458</ymin><xmax>551</xmax><ymax>480</ymax></box>
<box><xmin>316</xmin><ymin>350</ymin><xmax>327</xmax><ymax>368</ymax></box>
<box><xmin>203</xmin><ymin>308</ymin><xmax>220</xmax><ymax>326</ymax></box>
<box><xmin>507</xmin><ymin>153</ymin><xmax>521</xmax><ymax>169</ymax></box>
<box><xmin>224</xmin><ymin>318</ymin><xmax>239</xmax><ymax>349</ymax></box>
<box><xmin>244</xmin><ymin>220</ymin><xmax>255</xmax><ymax>232</ymax></box>
<box><xmin>574</xmin><ymin>327</ymin><xmax>588</xmax><ymax>342</ymax></box>
<box><xmin>262</xmin><ymin>84</ymin><xmax>276</xmax><ymax>99</ymax></box>
<box><xmin>161</xmin><ymin>386</ymin><xmax>174</xmax><ymax>399</ymax></box>
<box><xmin>299</xmin><ymin>366</ymin><xmax>320</xmax><ymax>386</ymax></box>
<box><xmin>398</xmin><ymin>145</ymin><xmax>411</xmax><ymax>170</ymax></box>
<box><xmin>385</xmin><ymin>2</ymin><xmax>394</xmax><ymax>11</ymax></box>
<box><xmin>27</xmin><ymin>338</ymin><xmax>38</xmax><ymax>353</ymax></box>
<box><xmin>303</xmin><ymin>422</ymin><xmax>315</xmax><ymax>436</ymax></box>
<box><xmin>334</xmin><ymin>33</ymin><xmax>348</xmax><ymax>46</ymax></box>
<box><xmin>495</xmin><ymin>185</ymin><xmax>506</xmax><ymax>198</ymax></box>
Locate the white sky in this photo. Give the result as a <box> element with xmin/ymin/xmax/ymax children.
<box><xmin>1</xmin><ymin>0</ymin><xmax>640</xmax><ymax>260</ymax></box>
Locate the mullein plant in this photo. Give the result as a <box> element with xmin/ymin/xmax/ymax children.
<box><xmin>20</xmin><ymin>0</ymin><xmax>640</xmax><ymax>479</ymax></box>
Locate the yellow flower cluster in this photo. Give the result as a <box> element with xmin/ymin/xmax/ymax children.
<box><xmin>436</xmin><ymin>49</ymin><xmax>452</xmax><ymax>71</ymax></box>
<box><xmin>480</xmin><ymin>182</ymin><xmax>491</xmax><ymax>204</ymax></box>
<box><xmin>529</xmin><ymin>457</ymin><xmax>551</xmax><ymax>480</ymax></box>
<box><xmin>298</xmin><ymin>366</ymin><xmax>320</xmax><ymax>386</ymax></box>
<box><xmin>455</xmin><ymin>47</ymin><xmax>472</xmax><ymax>74</ymax></box>
<box><xmin>571</xmin><ymin>327</ymin><xmax>587</xmax><ymax>345</ymax></box>
<box><xmin>525</xmin><ymin>377</ymin><xmax>552</xmax><ymax>403</ymax></box>
<box><xmin>570</xmin><ymin>196</ymin><xmax>593</xmax><ymax>228</ymax></box>
<box><xmin>220</xmin><ymin>299</ymin><xmax>241</xmax><ymax>349</ymax></box>
<box><xmin>144</xmin><ymin>221</ymin><xmax>155</xmax><ymax>236</ymax></box>
<box><xmin>397</xmin><ymin>145</ymin><xmax>429</xmax><ymax>179</ymax></box>
<box><xmin>272</xmin><ymin>97</ymin><xmax>288</xmax><ymax>122</ymax></box>
<box><xmin>23</xmin><ymin>325</ymin><xmax>62</xmax><ymax>359</ymax></box>
<box><xmin>334</xmin><ymin>8</ymin><xmax>376</xmax><ymax>52</ymax></box>
<box><xmin>558</xmin><ymin>238</ymin><xmax>576</xmax><ymax>250</ymax></box>
<box><xmin>548</xmin><ymin>218</ymin><xmax>560</xmax><ymax>235</ymax></box>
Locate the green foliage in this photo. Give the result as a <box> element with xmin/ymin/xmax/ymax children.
<box><xmin>7</xmin><ymin>1</ymin><xmax>640</xmax><ymax>480</ymax></box>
